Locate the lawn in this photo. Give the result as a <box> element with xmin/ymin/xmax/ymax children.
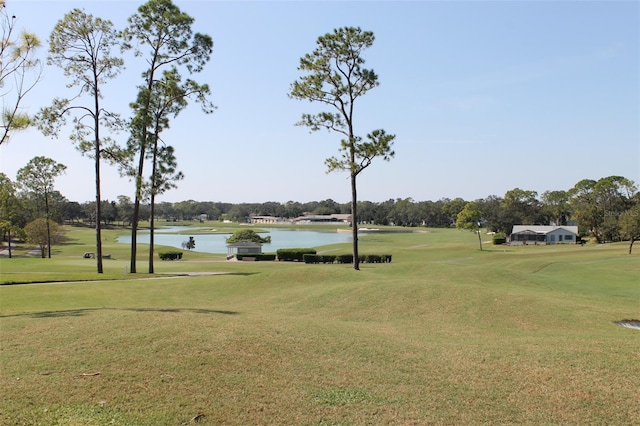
<box><xmin>1</xmin><ymin>225</ymin><xmax>639</xmax><ymax>425</ymax></box>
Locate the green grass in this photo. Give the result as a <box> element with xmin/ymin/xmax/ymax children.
<box><xmin>1</xmin><ymin>225</ymin><xmax>639</xmax><ymax>425</ymax></box>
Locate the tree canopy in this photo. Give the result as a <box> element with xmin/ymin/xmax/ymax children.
<box><xmin>16</xmin><ymin>156</ymin><xmax>66</xmax><ymax>258</ymax></box>
<box><xmin>226</xmin><ymin>229</ymin><xmax>271</xmax><ymax>244</ymax></box>
<box><xmin>0</xmin><ymin>2</ymin><xmax>42</xmax><ymax>145</ymax></box>
<box><xmin>456</xmin><ymin>202</ymin><xmax>483</xmax><ymax>251</ymax></box>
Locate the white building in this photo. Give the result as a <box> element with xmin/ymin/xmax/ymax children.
<box><xmin>510</xmin><ymin>225</ymin><xmax>579</xmax><ymax>245</ymax></box>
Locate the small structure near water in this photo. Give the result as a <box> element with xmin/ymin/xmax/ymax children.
<box><xmin>226</xmin><ymin>241</ymin><xmax>263</xmax><ymax>259</ymax></box>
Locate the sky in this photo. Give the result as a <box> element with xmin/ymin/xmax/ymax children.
<box><xmin>1</xmin><ymin>0</ymin><xmax>638</xmax><ymax>204</ymax></box>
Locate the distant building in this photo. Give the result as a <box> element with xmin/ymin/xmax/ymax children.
<box><xmin>249</xmin><ymin>215</ymin><xmax>282</xmax><ymax>224</ymax></box>
<box><xmin>510</xmin><ymin>225</ymin><xmax>579</xmax><ymax>245</ymax></box>
<box><xmin>250</xmin><ymin>215</ymin><xmax>285</xmax><ymax>224</ymax></box>
<box><xmin>294</xmin><ymin>213</ymin><xmax>351</xmax><ymax>224</ymax></box>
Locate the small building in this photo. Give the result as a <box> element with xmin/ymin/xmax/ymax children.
<box><xmin>294</xmin><ymin>213</ymin><xmax>352</xmax><ymax>224</ymax></box>
<box><xmin>226</xmin><ymin>241</ymin><xmax>263</xmax><ymax>258</ymax></box>
<box><xmin>250</xmin><ymin>215</ymin><xmax>283</xmax><ymax>224</ymax></box>
<box><xmin>510</xmin><ymin>225</ymin><xmax>579</xmax><ymax>245</ymax></box>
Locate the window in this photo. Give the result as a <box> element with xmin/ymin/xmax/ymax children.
<box><xmin>565</xmin><ymin>235</ymin><xmax>573</xmax><ymax>240</ymax></box>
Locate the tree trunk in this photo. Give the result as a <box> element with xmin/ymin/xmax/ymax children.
<box><xmin>130</xmin><ymin>155</ymin><xmax>145</xmax><ymax>274</ymax></box>
<box><xmin>629</xmin><ymin>237</ymin><xmax>635</xmax><ymax>255</ymax></box>
<box><xmin>130</xmin><ymin>70</ymin><xmax>156</xmax><ymax>274</ymax></box>
<box><xmin>94</xmin><ymin>109</ymin><xmax>103</xmax><ymax>273</ymax></box>
<box><xmin>7</xmin><ymin>228</ymin><xmax>12</xmax><ymax>258</ymax></box>
<box><xmin>351</xmin><ymin>172</ymin><xmax>359</xmax><ymax>271</ymax></box>
<box><xmin>477</xmin><ymin>227</ymin><xmax>483</xmax><ymax>251</ymax></box>
<box><xmin>130</xmin><ymin>200</ymin><xmax>139</xmax><ymax>274</ymax></box>
<box><xmin>95</xmin><ymin>170</ymin><xmax>103</xmax><ymax>273</ymax></box>
<box><xmin>148</xmin><ymin>191</ymin><xmax>156</xmax><ymax>274</ymax></box>
<box><xmin>44</xmin><ymin>193</ymin><xmax>52</xmax><ymax>259</ymax></box>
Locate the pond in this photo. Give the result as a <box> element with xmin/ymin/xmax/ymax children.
<box><xmin>117</xmin><ymin>227</ymin><xmax>353</xmax><ymax>254</ymax></box>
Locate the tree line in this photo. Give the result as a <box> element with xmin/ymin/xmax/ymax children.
<box><xmin>3</xmin><ymin>171</ymin><xmax>638</xmax><ymax>252</ymax></box>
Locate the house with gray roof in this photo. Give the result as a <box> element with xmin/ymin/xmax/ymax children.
<box><xmin>510</xmin><ymin>225</ymin><xmax>579</xmax><ymax>245</ymax></box>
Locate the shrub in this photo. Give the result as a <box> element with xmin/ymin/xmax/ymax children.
<box><xmin>277</xmin><ymin>248</ymin><xmax>316</xmax><ymax>261</ymax></box>
<box><xmin>236</xmin><ymin>253</ymin><xmax>276</xmax><ymax>261</ymax></box>
<box><xmin>493</xmin><ymin>233</ymin><xmax>507</xmax><ymax>245</ymax></box>
<box><xmin>303</xmin><ymin>254</ymin><xmax>338</xmax><ymax>264</ymax></box>
<box><xmin>303</xmin><ymin>254</ymin><xmax>319</xmax><ymax>264</ymax></box>
<box><xmin>322</xmin><ymin>254</ymin><xmax>337</xmax><ymax>264</ymax></box>
<box><xmin>308</xmin><ymin>253</ymin><xmax>391</xmax><ymax>265</ymax></box>
<box><xmin>308</xmin><ymin>253</ymin><xmax>393</xmax><ymax>264</ymax></box>
<box><xmin>365</xmin><ymin>254</ymin><xmax>380</xmax><ymax>263</ymax></box>
<box><xmin>159</xmin><ymin>251</ymin><xmax>183</xmax><ymax>261</ymax></box>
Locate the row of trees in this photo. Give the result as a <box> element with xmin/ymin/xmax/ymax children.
<box><xmin>3</xmin><ymin>167</ymin><xmax>638</xmax><ymax>252</ymax></box>
<box><xmin>0</xmin><ymin>157</ymin><xmax>66</xmax><ymax>257</ymax></box>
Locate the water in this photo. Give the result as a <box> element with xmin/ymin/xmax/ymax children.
<box><xmin>117</xmin><ymin>227</ymin><xmax>353</xmax><ymax>254</ymax></box>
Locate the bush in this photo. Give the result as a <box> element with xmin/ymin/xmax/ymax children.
<box><xmin>277</xmin><ymin>248</ymin><xmax>316</xmax><ymax>261</ymax></box>
<box><xmin>492</xmin><ymin>233</ymin><xmax>507</xmax><ymax>245</ymax></box>
<box><xmin>303</xmin><ymin>254</ymin><xmax>337</xmax><ymax>264</ymax></box>
<box><xmin>236</xmin><ymin>253</ymin><xmax>276</xmax><ymax>261</ymax></box>
<box><xmin>159</xmin><ymin>251</ymin><xmax>183</xmax><ymax>261</ymax></box>
<box><xmin>322</xmin><ymin>254</ymin><xmax>337</xmax><ymax>264</ymax></box>
<box><xmin>365</xmin><ymin>254</ymin><xmax>382</xmax><ymax>263</ymax></box>
<box><xmin>303</xmin><ymin>254</ymin><xmax>319</xmax><ymax>264</ymax></box>
<box><xmin>309</xmin><ymin>253</ymin><xmax>391</xmax><ymax>264</ymax></box>
<box><xmin>336</xmin><ymin>254</ymin><xmax>353</xmax><ymax>264</ymax></box>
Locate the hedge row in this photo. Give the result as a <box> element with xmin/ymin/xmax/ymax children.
<box><xmin>236</xmin><ymin>253</ymin><xmax>277</xmax><ymax>261</ymax></box>
<box><xmin>159</xmin><ymin>251</ymin><xmax>183</xmax><ymax>260</ymax></box>
<box><xmin>303</xmin><ymin>254</ymin><xmax>392</xmax><ymax>264</ymax></box>
<box><xmin>276</xmin><ymin>248</ymin><xmax>316</xmax><ymax>261</ymax></box>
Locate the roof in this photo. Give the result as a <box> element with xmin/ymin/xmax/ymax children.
<box><xmin>225</xmin><ymin>241</ymin><xmax>263</xmax><ymax>248</ymax></box>
<box><xmin>511</xmin><ymin>225</ymin><xmax>578</xmax><ymax>235</ymax></box>
<box><xmin>294</xmin><ymin>213</ymin><xmax>351</xmax><ymax>222</ymax></box>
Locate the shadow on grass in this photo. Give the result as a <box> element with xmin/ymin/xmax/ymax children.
<box><xmin>161</xmin><ymin>272</ymin><xmax>259</xmax><ymax>277</ymax></box>
<box><xmin>56</xmin><ymin>234</ymin><xmax>84</xmax><ymax>246</ymax></box>
<box><xmin>478</xmin><ymin>247</ymin><xmax>516</xmax><ymax>253</ymax></box>
<box><xmin>0</xmin><ymin>307</ymin><xmax>240</xmax><ymax>319</ymax></box>
<box><xmin>0</xmin><ymin>271</ymin><xmax>259</xmax><ymax>286</ymax></box>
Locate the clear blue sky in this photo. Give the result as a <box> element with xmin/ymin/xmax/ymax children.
<box><xmin>1</xmin><ymin>0</ymin><xmax>638</xmax><ymax>204</ymax></box>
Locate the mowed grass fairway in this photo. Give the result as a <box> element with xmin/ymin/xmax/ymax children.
<box><xmin>1</xmin><ymin>226</ymin><xmax>639</xmax><ymax>425</ymax></box>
